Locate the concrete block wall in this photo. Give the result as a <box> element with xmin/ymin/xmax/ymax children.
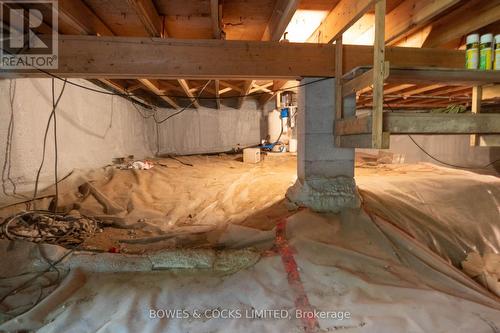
<box><xmin>298</xmin><ymin>78</ymin><xmax>355</xmax><ymax>181</ymax></box>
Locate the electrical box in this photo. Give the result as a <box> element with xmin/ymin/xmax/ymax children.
<box><xmin>243</xmin><ymin>148</ymin><xmax>261</xmax><ymax>163</ymax></box>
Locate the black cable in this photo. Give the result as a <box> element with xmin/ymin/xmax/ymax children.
<box><xmin>51</xmin><ymin>79</ymin><xmax>60</xmax><ymax>211</ymax></box>
<box><xmin>1</xmin><ymin>80</ymin><xmax>21</xmax><ymax>198</ymax></box>
<box><xmin>407</xmin><ymin>135</ymin><xmax>500</xmax><ymax>170</ymax></box>
<box><xmin>384</xmin><ymin>101</ymin><xmax>500</xmax><ymax>170</ymax></box>
<box><xmin>31</xmin><ymin>79</ymin><xmax>67</xmax><ymax>206</ymax></box>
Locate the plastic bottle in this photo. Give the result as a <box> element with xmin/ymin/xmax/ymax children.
<box><xmin>479</xmin><ymin>33</ymin><xmax>493</xmax><ymax>70</ymax></box>
<box><xmin>465</xmin><ymin>34</ymin><xmax>479</xmax><ymax>69</ymax></box>
<box><xmin>494</xmin><ymin>34</ymin><xmax>500</xmax><ymax>70</ymax></box>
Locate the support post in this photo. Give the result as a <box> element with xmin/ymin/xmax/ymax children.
<box><xmin>372</xmin><ymin>0</ymin><xmax>386</xmax><ymax>148</ymax></box>
<box><xmin>334</xmin><ymin>37</ymin><xmax>343</xmax><ymax>147</ymax></box>
<box><xmin>286</xmin><ymin>78</ymin><xmax>360</xmax><ymax>212</ymax></box>
<box><xmin>470</xmin><ymin>85</ymin><xmax>483</xmax><ymax>146</ymax></box>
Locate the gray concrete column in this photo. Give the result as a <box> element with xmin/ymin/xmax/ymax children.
<box><xmin>286</xmin><ymin>78</ymin><xmax>360</xmax><ymax>212</ymax></box>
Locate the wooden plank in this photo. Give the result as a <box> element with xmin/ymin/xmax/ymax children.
<box><xmin>338</xmin><ymin>133</ymin><xmax>390</xmax><ymax>148</ymax></box>
<box><xmin>210</xmin><ymin>0</ymin><xmax>222</xmax><ymax>39</ymax></box>
<box><xmin>336</xmin><ymin>113</ymin><xmax>500</xmax><ymax>135</ymax></box>
<box><xmin>386</xmin><ymin>68</ymin><xmax>500</xmax><ymax>86</ymax></box>
<box><xmin>371</xmin><ymin>0</ymin><xmax>386</xmax><ymax>149</ymax></box>
<box><xmin>385</xmin><ymin>0</ymin><xmax>460</xmax><ymax>45</ymax></box>
<box><xmin>335</xmin><ymin>37</ymin><xmax>344</xmax><ymax>119</ymax></box>
<box><xmin>307</xmin><ymin>0</ymin><xmax>377</xmax><ymax>43</ymax></box>
<box><xmin>1</xmin><ymin>35</ymin><xmax>468</xmax><ymax>79</ymax></box>
<box><xmin>261</xmin><ymin>0</ymin><xmax>300</xmax><ymax>41</ymax></box>
<box><xmin>127</xmin><ymin>0</ymin><xmax>164</xmax><ymax>37</ymax></box>
<box><xmin>139</xmin><ymin>79</ymin><xmax>180</xmax><ymax>109</ymax></box>
<box><xmin>422</xmin><ymin>0</ymin><xmax>500</xmax><ymax>48</ymax></box>
<box><xmin>342</xmin><ymin>64</ymin><xmax>390</xmax><ymax>97</ymax></box>
<box><xmin>178</xmin><ymin>79</ymin><xmax>200</xmax><ymax>108</ymax></box>
<box><xmin>214</xmin><ymin>80</ymin><xmax>220</xmax><ymax>109</ymax></box>
<box><xmin>470</xmin><ymin>85</ymin><xmax>483</xmax><ymax>146</ymax></box>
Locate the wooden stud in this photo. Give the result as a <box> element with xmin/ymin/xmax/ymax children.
<box><xmin>214</xmin><ymin>80</ymin><xmax>221</xmax><ymax>109</ymax></box>
<box><xmin>372</xmin><ymin>0</ymin><xmax>386</xmax><ymax>149</ymax></box>
<box><xmin>470</xmin><ymin>85</ymin><xmax>483</xmax><ymax>146</ymax></box>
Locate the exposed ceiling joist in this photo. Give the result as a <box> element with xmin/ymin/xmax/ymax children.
<box><xmin>58</xmin><ymin>0</ymin><xmax>114</xmax><ymax>36</ymax></box>
<box><xmin>178</xmin><ymin>79</ymin><xmax>200</xmax><ymax>108</ymax></box>
<box><xmin>127</xmin><ymin>0</ymin><xmax>164</xmax><ymax>37</ymax></box>
<box><xmin>385</xmin><ymin>0</ymin><xmax>460</xmax><ymax>45</ymax></box>
<box><xmin>210</xmin><ymin>0</ymin><xmax>222</xmax><ymax>39</ymax></box>
<box><xmin>307</xmin><ymin>0</ymin><xmax>376</xmax><ymax>43</ymax></box>
<box><xmin>139</xmin><ymin>79</ymin><xmax>180</xmax><ymax>109</ymax></box>
<box><xmin>422</xmin><ymin>0</ymin><xmax>500</xmax><ymax>48</ymax></box>
<box><xmin>261</xmin><ymin>0</ymin><xmax>300</xmax><ymax>41</ymax></box>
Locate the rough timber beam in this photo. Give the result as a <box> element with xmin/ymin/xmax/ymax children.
<box><xmin>422</xmin><ymin>0</ymin><xmax>500</xmax><ymax>48</ymax></box>
<box><xmin>0</xmin><ymin>36</ymin><xmax>467</xmax><ymax>79</ymax></box>
<box><xmin>127</xmin><ymin>0</ymin><xmax>164</xmax><ymax>37</ymax></box>
<box><xmin>210</xmin><ymin>0</ymin><xmax>222</xmax><ymax>39</ymax></box>
<box><xmin>307</xmin><ymin>0</ymin><xmax>377</xmax><ymax>43</ymax></box>
<box><xmin>385</xmin><ymin>0</ymin><xmax>460</xmax><ymax>45</ymax></box>
<box><xmin>262</xmin><ymin>0</ymin><xmax>300</xmax><ymax>41</ymax></box>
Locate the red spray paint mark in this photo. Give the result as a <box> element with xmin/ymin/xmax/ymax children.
<box><xmin>274</xmin><ymin>217</ymin><xmax>320</xmax><ymax>333</ymax></box>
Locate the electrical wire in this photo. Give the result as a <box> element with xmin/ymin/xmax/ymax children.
<box><xmin>1</xmin><ymin>80</ymin><xmax>22</xmax><ymax>198</ymax></box>
<box><xmin>384</xmin><ymin>101</ymin><xmax>500</xmax><ymax>170</ymax></box>
<box><xmin>31</xmin><ymin>79</ymin><xmax>67</xmax><ymax>208</ymax></box>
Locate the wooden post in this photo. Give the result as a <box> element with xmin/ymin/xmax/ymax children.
<box><xmin>470</xmin><ymin>85</ymin><xmax>483</xmax><ymax>146</ymax></box>
<box><xmin>334</xmin><ymin>37</ymin><xmax>343</xmax><ymax>146</ymax></box>
<box><xmin>372</xmin><ymin>0</ymin><xmax>386</xmax><ymax>148</ymax></box>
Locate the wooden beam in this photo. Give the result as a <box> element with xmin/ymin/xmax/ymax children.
<box><xmin>338</xmin><ymin>133</ymin><xmax>390</xmax><ymax>148</ymax></box>
<box><xmin>210</xmin><ymin>0</ymin><xmax>222</xmax><ymax>39</ymax></box>
<box><xmin>139</xmin><ymin>79</ymin><xmax>180</xmax><ymax>109</ymax></box>
<box><xmin>178</xmin><ymin>79</ymin><xmax>200</xmax><ymax>108</ymax></box>
<box><xmin>422</xmin><ymin>0</ymin><xmax>500</xmax><ymax>48</ymax></box>
<box><xmin>385</xmin><ymin>68</ymin><xmax>500</xmax><ymax>86</ymax></box>
<box><xmin>385</xmin><ymin>0</ymin><xmax>460</xmax><ymax>45</ymax></box>
<box><xmin>127</xmin><ymin>0</ymin><xmax>163</xmax><ymax>37</ymax></box>
<box><xmin>214</xmin><ymin>80</ymin><xmax>221</xmax><ymax>109</ymax></box>
<box><xmin>57</xmin><ymin>0</ymin><xmax>114</xmax><ymax>36</ymax></box>
<box><xmin>262</xmin><ymin>0</ymin><xmax>300</xmax><ymax>41</ymax></box>
<box><xmin>336</xmin><ymin>113</ymin><xmax>500</xmax><ymax>135</ymax></box>
<box><xmin>307</xmin><ymin>0</ymin><xmax>377</xmax><ymax>43</ymax></box>
<box><xmin>2</xmin><ymin>36</ymin><xmax>468</xmax><ymax>79</ymax></box>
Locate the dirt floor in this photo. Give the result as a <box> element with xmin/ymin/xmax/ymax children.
<box><xmin>0</xmin><ymin>153</ymin><xmax>498</xmax><ymax>256</ymax></box>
